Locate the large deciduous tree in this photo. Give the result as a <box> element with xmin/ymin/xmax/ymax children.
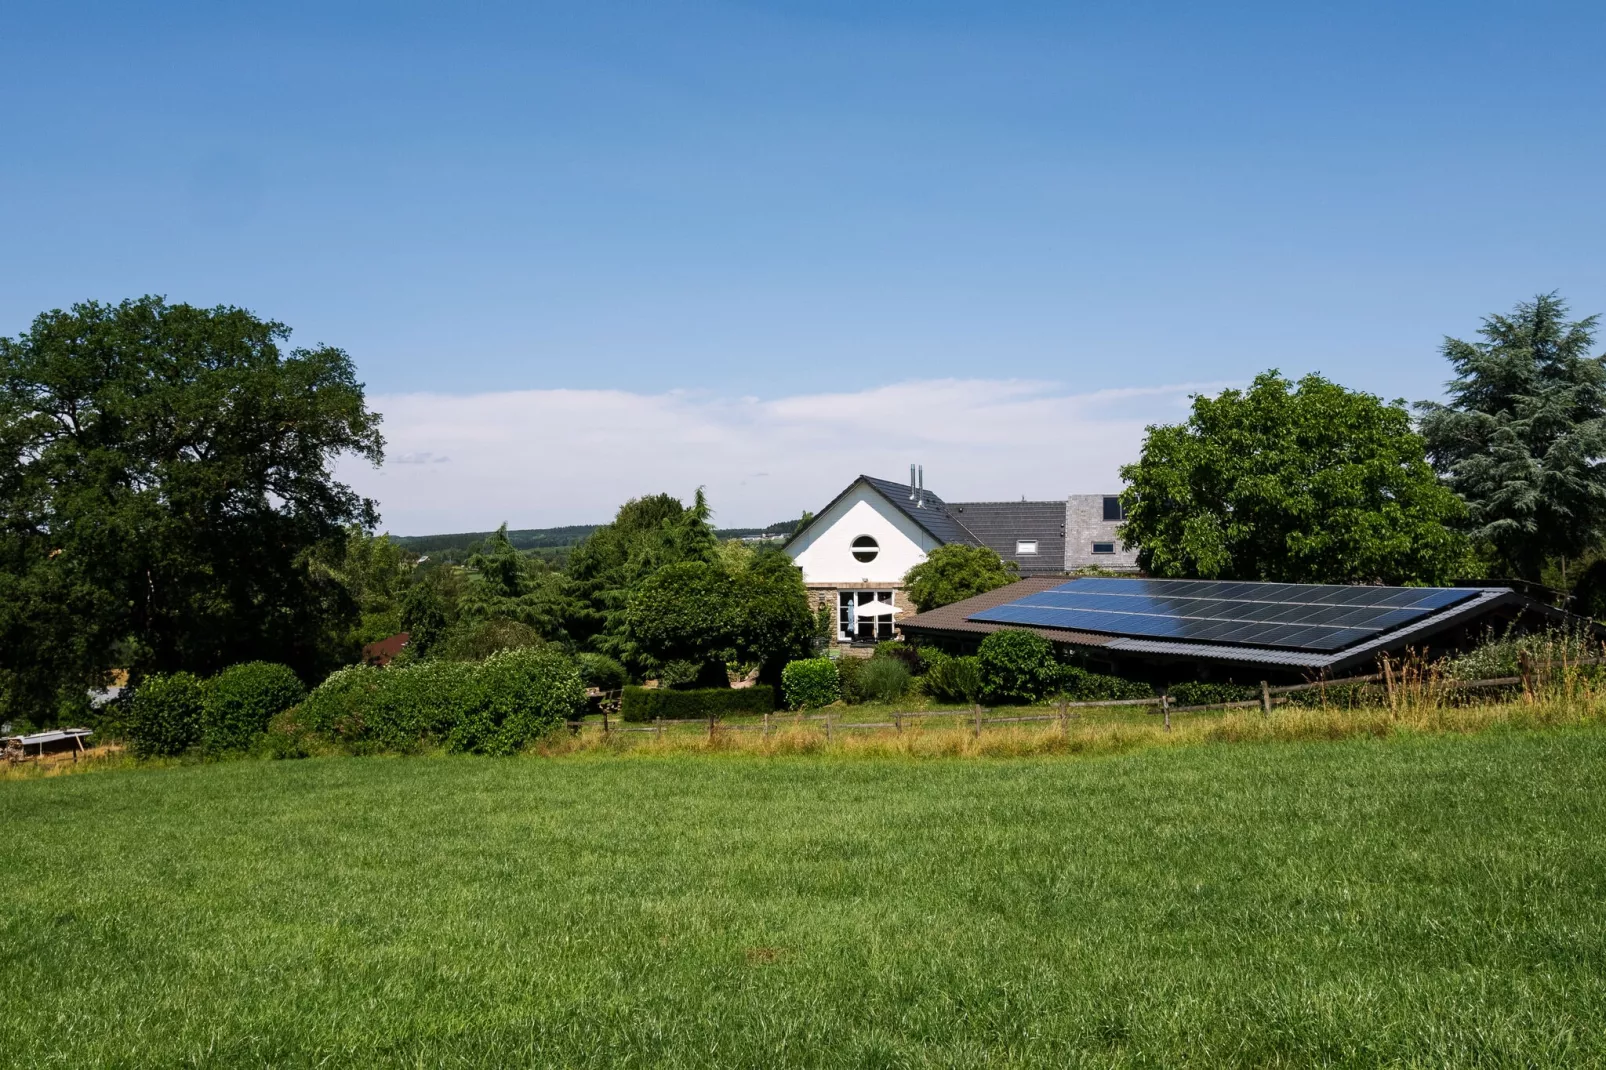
<box><xmin>1416</xmin><ymin>294</ymin><xmax>1606</xmax><ymax>582</ymax></box>
<box><xmin>0</xmin><ymin>297</ymin><xmax>383</xmax><ymax>722</ymax></box>
<box><xmin>901</xmin><ymin>543</ymin><xmax>1018</xmax><ymax>612</ymax></box>
<box><xmin>1119</xmin><ymin>371</ymin><xmax>1469</xmax><ymax>585</ymax></box>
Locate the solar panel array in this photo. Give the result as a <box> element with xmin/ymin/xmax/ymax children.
<box><xmin>967</xmin><ymin>578</ymin><xmax>1482</xmax><ymax>652</ymax></box>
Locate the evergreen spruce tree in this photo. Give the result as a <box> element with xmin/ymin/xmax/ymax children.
<box><xmin>1417</xmin><ymin>294</ymin><xmax>1606</xmax><ymax>581</ymax></box>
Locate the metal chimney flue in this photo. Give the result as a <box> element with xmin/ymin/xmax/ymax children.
<box><xmin>917</xmin><ymin>465</ymin><xmax>924</xmax><ymax>508</ymax></box>
<box><xmin>910</xmin><ymin>464</ymin><xmax>917</xmax><ymax>500</ymax></box>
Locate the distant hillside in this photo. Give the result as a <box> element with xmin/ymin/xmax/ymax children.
<box><xmin>391</xmin><ymin>520</ymin><xmax>800</xmax><ymax>557</ymax></box>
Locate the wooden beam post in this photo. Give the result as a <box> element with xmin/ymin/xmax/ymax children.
<box><xmin>1162</xmin><ymin>693</ymin><xmax>1171</xmax><ymax>732</ymax></box>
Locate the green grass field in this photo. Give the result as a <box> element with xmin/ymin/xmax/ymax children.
<box><xmin>4</xmin><ymin>729</ymin><xmax>1605</xmax><ymax>1067</ymax></box>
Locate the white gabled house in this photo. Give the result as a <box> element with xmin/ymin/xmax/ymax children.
<box><xmin>785</xmin><ymin>468</ymin><xmax>1138</xmax><ymax>652</ymax></box>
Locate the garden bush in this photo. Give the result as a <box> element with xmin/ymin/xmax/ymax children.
<box><xmin>836</xmin><ymin>655</ymin><xmax>866</xmax><ymax>703</ymax></box>
<box><xmin>201</xmin><ymin>662</ymin><xmax>305</xmax><ymax>754</ymax></box>
<box><xmin>576</xmin><ymin>653</ymin><xmax>628</xmax><ymax>693</ymax></box>
<box><xmin>445</xmin><ymin>647</ymin><xmax>587</xmax><ymax>754</ymax></box>
<box><xmin>126</xmin><ymin>672</ymin><xmax>206</xmax><ymax>758</ymax></box>
<box><xmin>856</xmin><ymin>657</ymin><xmax>910</xmax><ymax>702</ymax></box>
<box><xmin>296</xmin><ymin>649</ymin><xmax>584</xmax><ymax>754</ymax></box>
<box><xmin>978</xmin><ymin>630</ymin><xmax>1059</xmax><ymax>704</ymax></box>
<box><xmin>1055</xmin><ymin>665</ymin><xmax>1154</xmax><ymax>702</ymax></box>
<box><xmin>1168</xmin><ymin>681</ymin><xmax>1259</xmax><ymax>707</ymax></box>
<box><xmin>920</xmin><ymin>651</ymin><xmax>982</xmax><ymax>703</ymax></box>
<box><xmin>619</xmin><ymin>685</ymin><xmax>776</xmax><ymax>722</ymax></box>
<box><xmin>782</xmin><ymin>658</ymin><xmax>839</xmax><ymax>709</ymax></box>
<box><xmin>874</xmin><ymin>640</ymin><xmax>925</xmax><ymax>674</ymax></box>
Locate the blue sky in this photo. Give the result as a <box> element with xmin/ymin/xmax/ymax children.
<box><xmin>3</xmin><ymin>2</ymin><xmax>1604</xmax><ymax>530</ymax></box>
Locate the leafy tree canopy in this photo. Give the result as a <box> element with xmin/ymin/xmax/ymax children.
<box><xmin>1120</xmin><ymin>371</ymin><xmax>1469</xmax><ymax>585</ymax></box>
<box><xmin>623</xmin><ymin>544</ymin><xmax>813</xmax><ymax>688</ymax></box>
<box><xmin>0</xmin><ymin>296</ymin><xmax>382</xmax><ymax>722</ymax></box>
<box><xmin>1417</xmin><ymin>294</ymin><xmax>1606</xmax><ymax>581</ymax></box>
<box><xmin>901</xmin><ymin>543</ymin><xmax>1018</xmax><ymax>613</ymax></box>
<box><xmin>566</xmin><ymin>488</ymin><xmax>719</xmax><ymax>661</ymax></box>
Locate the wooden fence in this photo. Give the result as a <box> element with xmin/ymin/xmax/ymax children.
<box><xmin>588</xmin><ymin>654</ymin><xmax>1594</xmax><ymax>741</ymax></box>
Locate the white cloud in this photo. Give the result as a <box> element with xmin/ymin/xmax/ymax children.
<box><xmin>339</xmin><ymin>378</ymin><xmax>1221</xmax><ymax>535</ymax></box>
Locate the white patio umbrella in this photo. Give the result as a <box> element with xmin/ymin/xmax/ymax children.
<box><xmin>853</xmin><ymin>601</ymin><xmax>903</xmax><ymax>617</ymax></box>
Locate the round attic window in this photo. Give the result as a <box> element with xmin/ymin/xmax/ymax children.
<box><xmin>851</xmin><ymin>535</ymin><xmax>879</xmax><ymax>563</ymax></box>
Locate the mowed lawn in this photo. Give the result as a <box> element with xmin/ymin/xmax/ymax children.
<box><xmin>3</xmin><ymin>731</ymin><xmax>1605</xmax><ymax>1067</ymax></box>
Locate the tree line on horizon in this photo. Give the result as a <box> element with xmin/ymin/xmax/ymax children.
<box><xmin>3</xmin><ymin>291</ymin><xmax>1605</xmax><ymax>727</ymax></box>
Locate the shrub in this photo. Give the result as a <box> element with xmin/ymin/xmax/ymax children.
<box><xmin>126</xmin><ymin>672</ymin><xmax>206</xmax><ymax>758</ymax></box>
<box><xmin>782</xmin><ymin>658</ymin><xmax>839</xmax><ymax>709</ymax></box>
<box><xmin>258</xmin><ymin>708</ymin><xmax>315</xmax><ymax>759</ymax></box>
<box><xmin>619</xmin><ymin>685</ymin><xmax>776</xmax><ymax>722</ymax></box>
<box><xmin>445</xmin><ymin>647</ymin><xmax>586</xmax><ymax>755</ymax></box>
<box><xmin>1055</xmin><ymin>665</ymin><xmax>1154</xmax><ymax>702</ymax></box>
<box><xmin>202</xmin><ymin>662</ymin><xmax>306</xmax><ymax>754</ymax></box>
<box><xmin>921</xmin><ymin>651</ymin><xmax>982</xmax><ymax>703</ymax></box>
<box><xmin>874</xmin><ymin>640</ymin><xmax>925</xmax><ymax>674</ymax></box>
<box><xmin>978</xmin><ymin>630</ymin><xmax>1059</xmax><ymax>704</ymax></box>
<box><xmin>576</xmin><ymin>653</ymin><xmax>628</xmax><ymax>693</ymax></box>
<box><xmin>297</xmin><ymin>649</ymin><xmax>585</xmax><ymax>755</ymax></box>
<box><xmin>1168</xmin><ymin>681</ymin><xmax>1259</xmax><ymax>707</ymax></box>
<box><xmin>836</xmin><ymin>655</ymin><xmax>866</xmax><ymax>703</ymax></box>
<box><xmin>857</xmin><ymin>657</ymin><xmax>910</xmax><ymax>703</ymax></box>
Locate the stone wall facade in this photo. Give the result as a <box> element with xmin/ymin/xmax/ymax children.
<box><xmin>1064</xmin><ymin>495</ymin><xmax>1141</xmax><ymax>571</ymax></box>
<box><xmin>805</xmin><ymin>582</ymin><xmax>919</xmax><ymax>656</ymax></box>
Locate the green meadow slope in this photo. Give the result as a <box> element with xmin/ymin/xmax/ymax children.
<box><xmin>2</xmin><ymin>730</ymin><xmax>1604</xmax><ymax>1067</ymax></box>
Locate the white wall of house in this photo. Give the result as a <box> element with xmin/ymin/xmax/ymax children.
<box><xmin>787</xmin><ymin>484</ymin><xmax>941</xmax><ymax>585</ymax></box>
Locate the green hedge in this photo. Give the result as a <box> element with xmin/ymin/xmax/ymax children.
<box><xmin>781</xmin><ymin>658</ymin><xmax>839</xmax><ymax>709</ymax></box>
<box><xmin>203</xmin><ymin>662</ymin><xmax>305</xmax><ymax>754</ymax></box>
<box><xmin>978</xmin><ymin>630</ymin><xmax>1059</xmax><ymax>704</ymax></box>
<box><xmin>576</xmin><ymin>652</ymin><xmax>628</xmax><ymax>692</ymax></box>
<box><xmin>126</xmin><ymin>672</ymin><xmax>206</xmax><ymax>758</ymax></box>
<box><xmin>620</xmin><ymin>685</ymin><xmax>776</xmax><ymax>722</ymax></box>
<box><xmin>921</xmin><ymin>651</ymin><xmax>982</xmax><ymax>703</ymax></box>
<box><xmin>1056</xmin><ymin>665</ymin><xmax>1154</xmax><ymax>702</ymax></box>
<box><xmin>296</xmin><ymin>648</ymin><xmax>585</xmax><ymax>754</ymax></box>
<box><xmin>1168</xmin><ymin>681</ymin><xmax>1259</xmax><ymax>707</ymax></box>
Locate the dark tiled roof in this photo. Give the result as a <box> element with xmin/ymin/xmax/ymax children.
<box><xmin>898</xmin><ymin>577</ymin><xmax>1114</xmax><ymax>646</ymax></box>
<box><xmin>947</xmin><ymin>500</ymin><xmax>1065</xmax><ymax>575</ymax></box>
<box><xmin>844</xmin><ymin>475</ymin><xmax>981</xmax><ymax>547</ymax></box>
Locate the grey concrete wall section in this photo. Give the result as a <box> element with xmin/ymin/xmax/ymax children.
<box><xmin>1064</xmin><ymin>495</ymin><xmax>1141</xmax><ymax>570</ymax></box>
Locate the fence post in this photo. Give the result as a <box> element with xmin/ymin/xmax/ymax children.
<box><xmin>656</xmin><ymin>715</ymin><xmax>663</xmax><ymax>740</ymax></box>
<box><xmin>763</xmin><ymin>711</ymin><xmax>770</xmax><ymax>739</ymax></box>
<box><xmin>1059</xmin><ymin>692</ymin><xmax>1068</xmax><ymax>732</ymax></box>
<box><xmin>973</xmin><ymin>702</ymin><xmax>982</xmax><ymax>738</ymax></box>
<box><xmin>1383</xmin><ymin>656</ymin><xmax>1397</xmax><ymax>712</ymax></box>
<box><xmin>602</xmin><ymin>700</ymin><xmax>610</xmax><ymax>735</ymax></box>
<box><xmin>1259</xmin><ymin>680</ymin><xmax>1271</xmax><ymax>720</ymax></box>
<box><xmin>894</xmin><ymin>709</ymin><xmax>902</xmax><ymax>735</ymax></box>
<box><xmin>708</xmin><ymin>712</ymin><xmax>715</xmax><ymax>741</ymax></box>
<box><xmin>825</xmin><ymin>711</ymin><xmax>832</xmax><ymax>743</ymax></box>
<box><xmin>1162</xmin><ymin>693</ymin><xmax>1171</xmax><ymax>732</ymax></box>
<box><xmin>1519</xmin><ymin>652</ymin><xmax>1534</xmax><ymax>703</ymax></box>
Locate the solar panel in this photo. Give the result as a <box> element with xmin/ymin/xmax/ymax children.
<box><xmin>967</xmin><ymin>578</ymin><xmax>1484</xmax><ymax>652</ymax></box>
